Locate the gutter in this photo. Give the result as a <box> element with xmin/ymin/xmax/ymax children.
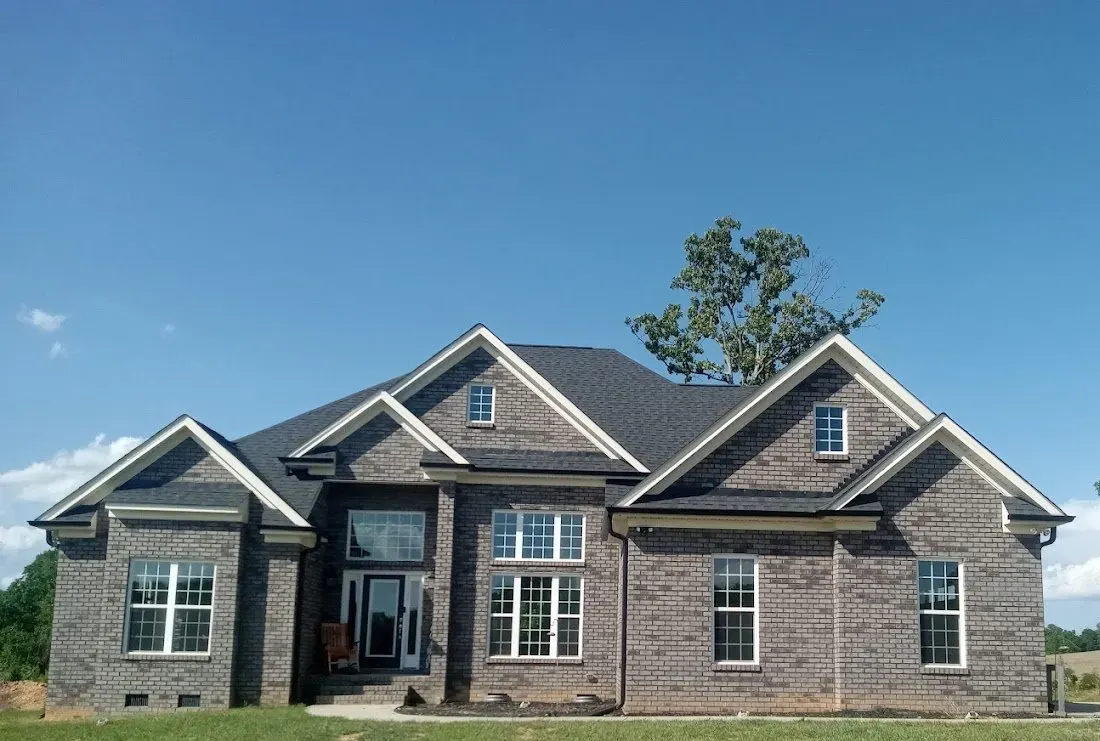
<box><xmin>289</xmin><ymin>532</ymin><xmax>322</xmax><ymax>703</ymax></box>
<box><xmin>1039</xmin><ymin>527</ymin><xmax>1059</xmax><ymax>550</ymax></box>
<box><xmin>606</xmin><ymin>516</ymin><xmax>629</xmax><ymax>714</ymax></box>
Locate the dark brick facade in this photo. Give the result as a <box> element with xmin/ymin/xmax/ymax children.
<box><xmin>125</xmin><ymin>438</ymin><xmax>238</xmax><ymax>487</ymax></box>
<box><xmin>333</xmin><ymin>416</ymin><xmax>427</xmax><ymax>483</ymax></box>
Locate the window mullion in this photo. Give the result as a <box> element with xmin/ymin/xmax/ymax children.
<box><xmin>511</xmin><ymin>576</ymin><xmax>522</xmax><ymax>657</ymax></box>
<box><xmin>165</xmin><ymin>563</ymin><xmax>179</xmax><ymax>654</ymax></box>
<box><xmin>549</xmin><ymin>577</ymin><xmax>560</xmax><ymax>658</ymax></box>
<box><xmin>552</xmin><ymin>515</ymin><xmax>561</xmax><ymax>561</ymax></box>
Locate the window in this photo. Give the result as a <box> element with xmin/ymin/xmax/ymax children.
<box><xmin>814</xmin><ymin>404</ymin><xmax>846</xmax><ymax>454</ymax></box>
<box><xmin>124</xmin><ymin>694</ymin><xmax>149</xmax><ymax>708</ymax></box>
<box><xmin>468</xmin><ymin>384</ymin><xmax>495</xmax><ymax>423</ymax></box>
<box><xmin>488</xmin><ymin>575</ymin><xmax>582</xmax><ymax>658</ymax></box>
<box><xmin>347</xmin><ymin>511</ymin><xmax>425</xmax><ymax>561</ymax></box>
<box><xmin>713</xmin><ymin>556</ymin><xmax>757</xmax><ymax>663</ymax></box>
<box><xmin>125</xmin><ymin>561</ymin><xmax>215</xmax><ymax>655</ymax></box>
<box><xmin>491</xmin><ymin>512</ymin><xmax>585</xmax><ymax>561</ymax></box>
<box><xmin>918</xmin><ymin>559</ymin><xmax>965</xmax><ymax>666</ymax></box>
<box><xmin>177</xmin><ymin>694</ymin><xmax>201</xmax><ymax>708</ymax></box>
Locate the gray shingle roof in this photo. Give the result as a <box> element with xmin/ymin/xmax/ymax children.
<box><xmin>29</xmin><ymin>503</ymin><xmax>98</xmax><ymax>527</ymax></box>
<box><xmin>609</xmin><ymin>486</ymin><xmax>883</xmax><ymax>516</ymax></box>
<box><xmin>1001</xmin><ymin>495</ymin><xmax>1073</xmax><ymax>523</ymax></box>
<box><xmin>108</xmin><ymin>482</ymin><xmax>250</xmax><ymax>509</ymax></box>
<box><xmin>421</xmin><ymin>448</ymin><xmax>642</xmax><ymax>476</ymax></box>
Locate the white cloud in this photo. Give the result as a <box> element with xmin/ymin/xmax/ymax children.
<box><xmin>0</xmin><ymin>525</ymin><xmax>42</xmax><ymax>554</ymax></box>
<box><xmin>49</xmin><ymin>341</ymin><xmax>67</xmax><ymax>360</ymax></box>
<box><xmin>0</xmin><ymin>434</ymin><xmax>143</xmax><ymax>504</ymax></box>
<box><xmin>160</xmin><ymin>323</ymin><xmax>175</xmax><ymax>337</ymax></box>
<box><xmin>1044</xmin><ymin>498</ymin><xmax>1100</xmax><ymax>600</ymax></box>
<box><xmin>16</xmin><ymin>306</ymin><xmax>66</xmax><ymax>333</ymax></box>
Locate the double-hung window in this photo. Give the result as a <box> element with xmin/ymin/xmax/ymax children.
<box><xmin>126</xmin><ymin>560</ymin><xmax>215</xmax><ymax>654</ymax></box>
<box><xmin>918</xmin><ymin>559</ymin><xmax>965</xmax><ymax>666</ymax></box>
<box><xmin>713</xmin><ymin>556</ymin><xmax>758</xmax><ymax>663</ymax></box>
<box><xmin>814</xmin><ymin>404</ymin><xmax>847</xmax><ymax>454</ymax></box>
<box><xmin>347</xmin><ymin>511</ymin><xmax>425</xmax><ymax>561</ymax></box>
<box><xmin>492</xmin><ymin>511</ymin><xmax>584</xmax><ymax>561</ymax></box>
<box><xmin>468</xmin><ymin>384</ymin><xmax>495</xmax><ymax>423</ymax></box>
<box><xmin>489</xmin><ymin>574</ymin><xmax>582</xmax><ymax>658</ymax></box>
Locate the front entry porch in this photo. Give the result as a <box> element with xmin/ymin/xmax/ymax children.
<box><xmin>340</xmin><ymin>570</ymin><xmax>425</xmax><ymax>671</ymax></box>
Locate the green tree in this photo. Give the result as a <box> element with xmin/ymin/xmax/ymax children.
<box><xmin>0</xmin><ymin>549</ymin><xmax>57</xmax><ymax>680</ymax></box>
<box><xmin>626</xmin><ymin>216</ymin><xmax>884</xmax><ymax>385</ymax></box>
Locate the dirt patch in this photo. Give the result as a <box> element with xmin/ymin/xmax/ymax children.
<box><xmin>338</xmin><ymin>734</ymin><xmax>363</xmax><ymax>741</ymax></box>
<box><xmin>0</xmin><ymin>681</ymin><xmax>46</xmax><ymax>711</ymax></box>
<box><xmin>397</xmin><ymin>700</ymin><xmax>618</xmax><ymax>718</ymax></box>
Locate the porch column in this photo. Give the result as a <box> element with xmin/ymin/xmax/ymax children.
<box><xmin>429</xmin><ymin>481</ymin><xmax>455</xmax><ymax>701</ymax></box>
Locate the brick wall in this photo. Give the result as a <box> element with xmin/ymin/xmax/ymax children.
<box><xmin>447</xmin><ymin>484</ymin><xmax>618</xmax><ymax>702</ymax></box>
<box><xmin>333</xmin><ymin>415</ymin><xmax>427</xmax><ymax>483</ymax></box>
<box><xmin>833</xmin><ymin>443</ymin><xmax>1048</xmax><ymax>714</ymax></box>
<box><xmin>125</xmin><ymin>438</ymin><xmax>238</xmax><ymax>487</ymax></box>
<box><xmin>405</xmin><ymin>348</ymin><xmax>599</xmax><ymax>453</ymax></box>
<box><xmin>677</xmin><ymin>361</ymin><xmax>911</xmax><ymax>492</ymax></box>
<box><xmin>624</xmin><ymin>529</ymin><xmax>836</xmax><ymax>714</ymax></box>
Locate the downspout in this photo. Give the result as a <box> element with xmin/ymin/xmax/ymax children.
<box><xmin>289</xmin><ymin>532</ymin><xmax>321</xmax><ymax>703</ymax></box>
<box><xmin>605</xmin><ymin>515</ymin><xmax>629</xmax><ymax>715</ymax></box>
<box><xmin>1039</xmin><ymin>527</ymin><xmax>1058</xmax><ymax>549</ymax></box>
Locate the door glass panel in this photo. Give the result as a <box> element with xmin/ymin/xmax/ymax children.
<box><xmin>406</xmin><ymin>579</ymin><xmax>422</xmax><ymax>657</ymax></box>
<box><xmin>367</xmin><ymin>581</ymin><xmax>400</xmax><ymax>657</ymax></box>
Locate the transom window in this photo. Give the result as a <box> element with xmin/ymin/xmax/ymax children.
<box><xmin>468</xmin><ymin>384</ymin><xmax>495</xmax><ymax>423</ymax></box>
<box><xmin>492</xmin><ymin>511</ymin><xmax>584</xmax><ymax>561</ymax></box>
<box><xmin>489</xmin><ymin>574</ymin><xmax>582</xmax><ymax>658</ymax></box>
<box><xmin>713</xmin><ymin>556</ymin><xmax>758</xmax><ymax>663</ymax></box>
<box><xmin>347</xmin><ymin>511</ymin><xmax>425</xmax><ymax>561</ymax></box>
<box><xmin>918</xmin><ymin>559</ymin><xmax>965</xmax><ymax>666</ymax></box>
<box><xmin>814</xmin><ymin>404</ymin><xmax>847</xmax><ymax>454</ymax></box>
<box><xmin>126</xmin><ymin>560</ymin><xmax>215</xmax><ymax>654</ymax></box>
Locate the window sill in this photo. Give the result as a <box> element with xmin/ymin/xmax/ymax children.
<box><xmin>486</xmin><ymin>657</ymin><xmax>583</xmax><ymax>665</ymax></box>
<box><xmin>491</xmin><ymin>559</ymin><xmax>585</xmax><ymax>568</ymax></box>
<box><xmin>712</xmin><ymin>662</ymin><xmax>762</xmax><ymax>673</ymax></box>
<box><xmin>122</xmin><ymin>653</ymin><xmax>212</xmax><ymax>662</ymax></box>
<box><xmin>920</xmin><ymin>665</ymin><xmax>969</xmax><ymax>676</ymax></box>
<box><xmin>466</xmin><ymin>421</ymin><xmax>495</xmax><ymax>429</ymax></box>
<box><xmin>814</xmin><ymin>453</ymin><xmax>849</xmax><ymax>462</ymax></box>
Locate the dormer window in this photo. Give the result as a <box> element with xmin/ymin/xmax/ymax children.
<box><xmin>468</xmin><ymin>384</ymin><xmax>495</xmax><ymax>424</ymax></box>
<box><xmin>814</xmin><ymin>404</ymin><xmax>846</xmax><ymax>454</ymax></box>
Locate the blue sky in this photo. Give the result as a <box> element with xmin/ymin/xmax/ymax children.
<box><xmin>1</xmin><ymin>2</ymin><xmax>1098</xmax><ymax>629</ymax></box>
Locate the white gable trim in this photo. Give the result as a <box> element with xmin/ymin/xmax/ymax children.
<box><xmin>37</xmin><ymin>416</ymin><xmax>311</xmax><ymax>527</ymax></box>
<box><xmin>387</xmin><ymin>325</ymin><xmax>649</xmax><ymax>473</ymax></box>
<box><xmin>828</xmin><ymin>414</ymin><xmax>1065</xmax><ymax>516</ymax></box>
<box><xmin>617</xmin><ymin>333</ymin><xmax>935</xmax><ymax>506</ymax></box>
<box><xmin>287</xmin><ymin>391</ymin><xmax>469</xmax><ymax>465</ymax></box>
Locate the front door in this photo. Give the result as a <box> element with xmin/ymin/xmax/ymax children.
<box><xmin>360</xmin><ymin>576</ymin><xmax>405</xmax><ymax>669</ymax></box>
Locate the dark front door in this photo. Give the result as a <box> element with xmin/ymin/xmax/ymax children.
<box><xmin>360</xmin><ymin>576</ymin><xmax>405</xmax><ymax>669</ymax></box>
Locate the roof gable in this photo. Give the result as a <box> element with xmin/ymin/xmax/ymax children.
<box><xmin>827</xmin><ymin>414</ymin><xmax>1066</xmax><ymax>517</ymax></box>
<box><xmin>34</xmin><ymin>415</ymin><xmax>310</xmax><ymax>527</ymax></box>
<box><xmin>617</xmin><ymin>333</ymin><xmax>936</xmax><ymax>506</ymax></box>
<box><xmin>287</xmin><ymin>391</ymin><xmax>468</xmax><ymax>465</ymax></box>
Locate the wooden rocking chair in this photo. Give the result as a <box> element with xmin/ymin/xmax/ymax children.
<box><xmin>321</xmin><ymin>622</ymin><xmax>358</xmax><ymax>674</ymax></box>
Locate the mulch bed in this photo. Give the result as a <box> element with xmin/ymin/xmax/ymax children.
<box><xmin>0</xmin><ymin>681</ymin><xmax>46</xmax><ymax>711</ymax></box>
<box><xmin>397</xmin><ymin>700</ymin><xmax>618</xmax><ymax>717</ymax></box>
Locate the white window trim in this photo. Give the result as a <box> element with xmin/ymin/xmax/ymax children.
<box><xmin>917</xmin><ymin>558</ymin><xmax>967</xmax><ymax>669</ymax></box>
<box><xmin>345</xmin><ymin>510</ymin><xmax>426</xmax><ymax>562</ymax></box>
<box><xmin>712</xmin><ymin>554</ymin><xmax>759</xmax><ymax>667</ymax></box>
<box><xmin>123</xmin><ymin>561</ymin><xmax>216</xmax><ymax>656</ymax></box>
<box><xmin>490</xmin><ymin>510</ymin><xmax>586</xmax><ymax>562</ymax></box>
<box><xmin>487</xmin><ymin>573</ymin><xmax>584</xmax><ymax>659</ymax></box>
<box><xmin>467</xmin><ymin>384</ymin><xmax>496</xmax><ymax>424</ymax></box>
<box><xmin>813</xmin><ymin>403</ymin><xmax>848</xmax><ymax>455</ymax></box>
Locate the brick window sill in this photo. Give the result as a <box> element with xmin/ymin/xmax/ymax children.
<box><xmin>486</xmin><ymin>657</ymin><xmax>583</xmax><ymax>666</ymax></box>
<box><xmin>814</xmin><ymin>453</ymin><xmax>850</xmax><ymax>462</ymax></box>
<box><xmin>122</xmin><ymin>653</ymin><xmax>212</xmax><ymax>663</ymax></box>
<box><xmin>712</xmin><ymin>663</ymin><xmax>762</xmax><ymax>673</ymax></box>
<box><xmin>920</xmin><ymin>665</ymin><xmax>969</xmax><ymax>676</ymax></box>
<box><xmin>491</xmin><ymin>559</ymin><xmax>585</xmax><ymax>568</ymax></box>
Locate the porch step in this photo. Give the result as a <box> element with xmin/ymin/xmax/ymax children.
<box><xmin>309</xmin><ymin>674</ymin><xmax>435</xmax><ymax>705</ymax></box>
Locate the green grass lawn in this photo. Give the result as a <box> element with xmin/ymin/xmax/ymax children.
<box><xmin>2</xmin><ymin>707</ymin><xmax>1099</xmax><ymax>741</ymax></box>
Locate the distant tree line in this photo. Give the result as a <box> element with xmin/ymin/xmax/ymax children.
<box><xmin>1046</xmin><ymin>622</ymin><xmax>1100</xmax><ymax>655</ymax></box>
<box><xmin>0</xmin><ymin>549</ymin><xmax>56</xmax><ymax>680</ymax></box>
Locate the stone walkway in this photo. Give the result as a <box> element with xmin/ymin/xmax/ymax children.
<box><xmin>306</xmin><ymin>704</ymin><xmax>1100</xmax><ymax>723</ymax></box>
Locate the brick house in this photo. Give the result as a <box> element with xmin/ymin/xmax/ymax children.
<box><xmin>30</xmin><ymin>325</ymin><xmax>1072</xmax><ymax>716</ymax></box>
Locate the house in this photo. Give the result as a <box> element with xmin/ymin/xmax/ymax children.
<box><xmin>29</xmin><ymin>324</ymin><xmax>1073</xmax><ymax>716</ymax></box>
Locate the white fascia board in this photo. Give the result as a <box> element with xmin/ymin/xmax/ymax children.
<box><xmin>37</xmin><ymin>416</ymin><xmax>311</xmax><ymax>528</ymax></box>
<box><xmin>421</xmin><ymin>467</ymin><xmax>610</xmax><ymax>489</ymax></box>
<box><xmin>105</xmin><ymin>503</ymin><xmax>248</xmax><ymax>523</ymax></box>
<box><xmin>617</xmin><ymin>513</ymin><xmax>879</xmax><ymax>532</ymax></box>
<box><xmin>618</xmin><ymin>332</ymin><xmax>934</xmax><ymax>506</ymax></box>
<box><xmin>288</xmin><ymin>391</ymin><xmax>468</xmax><ymax>465</ymax></box>
<box><xmin>830</xmin><ymin>415</ymin><xmax>1065</xmax><ymax>516</ymax></box>
<box><xmin>388</xmin><ymin>325</ymin><xmax>649</xmax><ymax>473</ymax></box>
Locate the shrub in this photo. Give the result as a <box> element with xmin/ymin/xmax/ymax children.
<box><xmin>1078</xmin><ymin>672</ymin><xmax>1100</xmax><ymax>690</ymax></box>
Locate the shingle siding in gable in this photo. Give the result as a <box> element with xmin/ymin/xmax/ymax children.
<box><xmin>333</xmin><ymin>414</ymin><xmax>427</xmax><ymax>483</ymax></box>
<box><xmin>125</xmin><ymin>438</ymin><xmax>238</xmax><ymax>487</ymax></box>
<box><xmin>675</xmin><ymin>360</ymin><xmax>911</xmax><ymax>493</ymax></box>
<box><xmin>405</xmin><ymin>348</ymin><xmax>600</xmax><ymax>453</ymax></box>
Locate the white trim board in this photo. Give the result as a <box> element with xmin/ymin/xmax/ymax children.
<box><xmin>387</xmin><ymin>325</ymin><xmax>648</xmax><ymax>473</ymax></box>
<box><xmin>828</xmin><ymin>414</ymin><xmax>1065</xmax><ymax>516</ymax></box>
<box><xmin>105</xmin><ymin>503</ymin><xmax>248</xmax><ymax>523</ymax></box>
<box><xmin>36</xmin><ymin>415</ymin><xmax>311</xmax><ymax>528</ymax></box>
<box><xmin>288</xmin><ymin>391</ymin><xmax>468</xmax><ymax>464</ymax></box>
<box><xmin>618</xmin><ymin>333</ymin><xmax>936</xmax><ymax>506</ymax></box>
